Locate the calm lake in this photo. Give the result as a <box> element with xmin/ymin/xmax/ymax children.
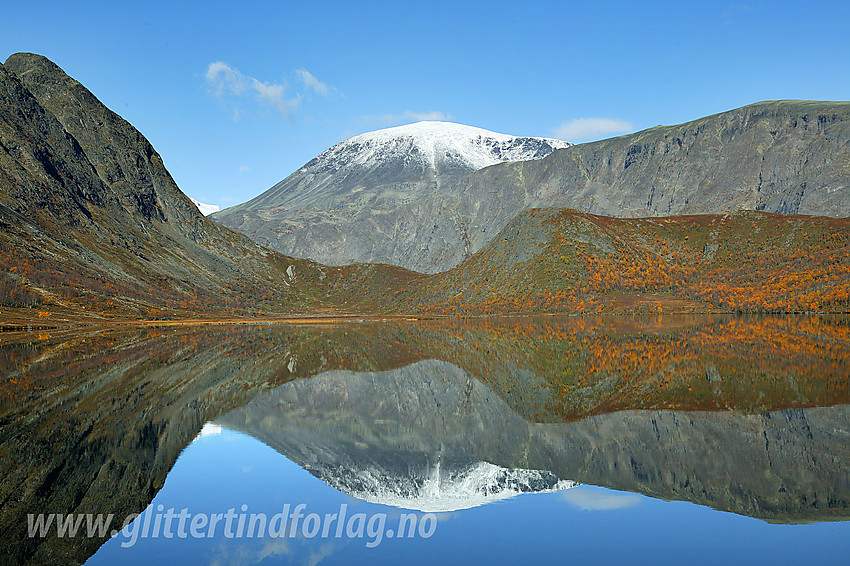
<box><xmin>1</xmin><ymin>315</ymin><xmax>849</xmax><ymax>564</ymax></box>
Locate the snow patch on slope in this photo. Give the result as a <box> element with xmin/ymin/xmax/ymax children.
<box><xmin>190</xmin><ymin>197</ymin><xmax>220</xmax><ymax>216</ymax></box>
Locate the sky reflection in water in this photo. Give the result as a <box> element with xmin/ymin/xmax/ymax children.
<box><xmin>87</xmin><ymin>422</ymin><xmax>850</xmax><ymax>566</ymax></box>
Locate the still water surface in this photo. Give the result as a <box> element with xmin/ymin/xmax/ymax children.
<box><xmin>1</xmin><ymin>315</ymin><xmax>847</xmax><ymax>564</ymax></box>
<box><xmin>88</xmin><ymin>424</ymin><xmax>850</xmax><ymax>565</ymax></box>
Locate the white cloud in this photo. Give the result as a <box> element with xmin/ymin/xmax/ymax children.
<box><xmin>205</xmin><ymin>61</ymin><xmax>248</xmax><ymax>96</ymax></box>
<box><xmin>296</xmin><ymin>69</ymin><xmax>333</xmax><ymax>97</ymax></box>
<box><xmin>250</xmin><ymin>77</ymin><xmax>301</xmax><ymax>117</ymax></box>
<box><xmin>204</xmin><ymin>62</ymin><xmax>308</xmax><ymax>120</ymax></box>
<box><xmin>553</xmin><ymin>117</ymin><xmax>634</xmax><ymax>142</ymax></box>
<box><xmin>561</xmin><ymin>487</ymin><xmax>642</xmax><ymax>510</ymax></box>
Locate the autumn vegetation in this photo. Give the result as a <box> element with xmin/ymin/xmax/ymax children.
<box><xmin>2</xmin><ymin>314</ymin><xmax>847</xmax><ymax>422</ymax></box>
<box><xmin>386</xmin><ymin>208</ymin><xmax>850</xmax><ymax>317</ymax></box>
<box><xmin>1</xmin><ymin>207</ymin><xmax>848</xmax><ymax>326</ymax></box>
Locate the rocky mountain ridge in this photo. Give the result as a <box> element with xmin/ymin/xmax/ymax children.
<box><xmin>215</xmin><ymin>100</ymin><xmax>850</xmax><ymax>273</ymax></box>
<box><xmin>448</xmin><ymin>100</ymin><xmax>850</xmax><ymax>265</ymax></box>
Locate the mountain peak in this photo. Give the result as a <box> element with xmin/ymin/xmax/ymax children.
<box><xmin>334</xmin><ymin>120</ymin><xmax>570</xmax><ymax>172</ymax></box>
<box><xmin>4</xmin><ymin>52</ymin><xmax>67</xmax><ymax>80</ymax></box>
<box><xmin>348</xmin><ymin>120</ymin><xmax>564</xmax><ymax>144</ymax></box>
<box><xmin>212</xmin><ymin>121</ymin><xmax>572</xmax><ymax>271</ymax></box>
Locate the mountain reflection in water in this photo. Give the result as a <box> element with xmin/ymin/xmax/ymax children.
<box><xmin>0</xmin><ymin>314</ymin><xmax>848</xmax><ymax>564</ymax></box>
<box><xmin>218</xmin><ymin>358</ymin><xmax>849</xmax><ymax>521</ymax></box>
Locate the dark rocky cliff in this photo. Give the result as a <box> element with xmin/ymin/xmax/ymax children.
<box><xmin>4</xmin><ymin>53</ymin><xmax>203</xmax><ymax>237</ymax></box>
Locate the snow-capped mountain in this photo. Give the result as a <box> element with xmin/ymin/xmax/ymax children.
<box><xmin>310</xmin><ymin>121</ymin><xmax>568</xmax><ymax>180</ymax></box>
<box><xmin>212</xmin><ymin>122</ymin><xmax>570</xmax><ymax>273</ymax></box>
<box><xmin>213</xmin><ymin>103</ymin><xmax>850</xmax><ymax>274</ymax></box>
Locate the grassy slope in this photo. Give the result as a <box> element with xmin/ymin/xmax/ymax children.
<box><xmin>3</xmin><ymin>205</ymin><xmax>848</xmax><ymax>323</ymax></box>
<box><xmin>385</xmin><ymin>208</ymin><xmax>850</xmax><ymax>315</ymax></box>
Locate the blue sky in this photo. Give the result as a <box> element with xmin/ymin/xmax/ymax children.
<box><xmin>2</xmin><ymin>1</ymin><xmax>848</xmax><ymax>210</ymax></box>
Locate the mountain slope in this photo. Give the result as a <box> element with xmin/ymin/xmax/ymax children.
<box><xmin>4</xmin><ymin>53</ymin><xmax>204</xmax><ymax>238</ymax></box>
<box><xmin>0</xmin><ymin>53</ymin><xmax>407</xmax><ymax>319</ymax></box>
<box><xmin>212</xmin><ymin>122</ymin><xmax>569</xmax><ymax>272</ymax></box>
<box><xmin>450</xmin><ymin>100</ymin><xmax>850</xmax><ymax>261</ymax></box>
<box><xmin>385</xmin><ymin>208</ymin><xmax>850</xmax><ymax>315</ymax></box>
<box><xmin>217</xmin><ymin>101</ymin><xmax>850</xmax><ymax>274</ymax></box>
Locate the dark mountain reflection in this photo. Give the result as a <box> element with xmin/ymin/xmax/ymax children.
<box><xmin>1</xmin><ymin>315</ymin><xmax>848</xmax><ymax>564</ymax></box>
<box><xmin>220</xmin><ymin>358</ymin><xmax>849</xmax><ymax>521</ymax></box>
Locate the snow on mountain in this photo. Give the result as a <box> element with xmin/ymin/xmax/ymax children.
<box><xmin>327</xmin><ymin>121</ymin><xmax>570</xmax><ymax>172</ymax></box>
<box><xmin>212</xmin><ymin>122</ymin><xmax>570</xmax><ymax>272</ymax></box>
<box><xmin>235</xmin><ymin>121</ymin><xmax>571</xmax><ymax>212</ymax></box>
<box><xmin>189</xmin><ymin>197</ymin><xmax>220</xmax><ymax>216</ymax></box>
